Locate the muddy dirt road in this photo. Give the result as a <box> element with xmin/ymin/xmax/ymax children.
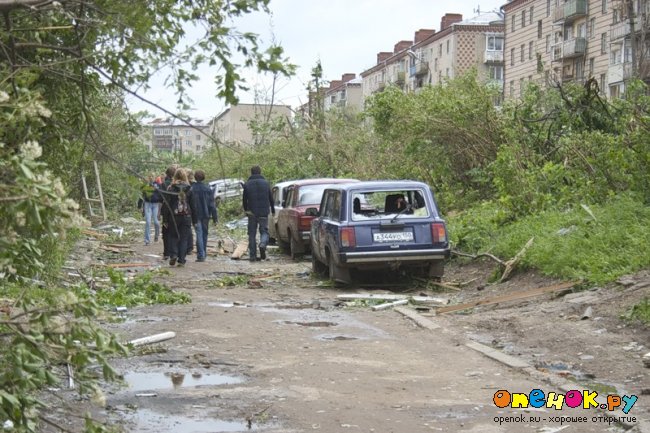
<box><xmin>68</xmin><ymin>226</ymin><xmax>649</xmax><ymax>433</ymax></box>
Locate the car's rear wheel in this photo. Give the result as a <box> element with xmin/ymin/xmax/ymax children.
<box><xmin>327</xmin><ymin>250</ymin><xmax>351</xmax><ymax>285</ymax></box>
<box><xmin>311</xmin><ymin>252</ymin><xmax>328</xmax><ymax>276</ymax></box>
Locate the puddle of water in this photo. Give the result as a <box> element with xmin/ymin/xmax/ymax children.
<box><xmin>131</xmin><ymin>409</ymin><xmax>264</xmax><ymax>432</ymax></box>
<box><xmin>124</xmin><ymin>372</ymin><xmax>243</xmax><ymax>392</ymax></box>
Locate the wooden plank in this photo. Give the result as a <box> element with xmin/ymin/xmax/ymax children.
<box><xmin>337</xmin><ymin>293</ymin><xmax>448</xmax><ymax>305</ymax></box>
<box><xmin>230</xmin><ymin>241</ymin><xmax>249</xmax><ymax>260</ymax></box>
<box><xmin>82</xmin><ymin>229</ymin><xmax>108</xmax><ymax>238</ymax></box>
<box><xmin>394</xmin><ymin>307</ymin><xmax>441</xmax><ymax>330</ymax></box>
<box><xmin>128</xmin><ymin>331</ymin><xmax>176</xmax><ymax>347</ymax></box>
<box><xmin>436</xmin><ymin>281</ymin><xmax>578</xmax><ymax>314</ymax></box>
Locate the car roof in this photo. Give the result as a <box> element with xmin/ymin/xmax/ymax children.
<box><xmin>272</xmin><ymin>180</ymin><xmax>300</xmax><ymax>189</ymax></box>
<box><xmin>327</xmin><ymin>180</ymin><xmax>430</xmax><ymax>191</ymax></box>
<box><xmin>288</xmin><ymin>178</ymin><xmax>359</xmax><ymax>187</ymax></box>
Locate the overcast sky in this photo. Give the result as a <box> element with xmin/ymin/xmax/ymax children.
<box><xmin>127</xmin><ymin>0</ymin><xmax>505</xmax><ymax>120</ymax></box>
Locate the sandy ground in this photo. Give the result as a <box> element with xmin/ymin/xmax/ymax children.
<box><xmin>55</xmin><ymin>221</ymin><xmax>649</xmax><ymax>433</ymax></box>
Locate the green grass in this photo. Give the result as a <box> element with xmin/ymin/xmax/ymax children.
<box><xmin>624</xmin><ymin>298</ymin><xmax>650</xmax><ymax>324</ymax></box>
<box><xmin>448</xmin><ymin>194</ymin><xmax>650</xmax><ymax>285</ymax></box>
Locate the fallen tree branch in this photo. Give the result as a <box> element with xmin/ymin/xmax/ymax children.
<box><xmin>452</xmin><ymin>237</ymin><xmax>535</xmax><ymax>283</ymax></box>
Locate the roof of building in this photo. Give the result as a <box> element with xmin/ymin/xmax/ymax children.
<box><xmin>146</xmin><ymin>117</ymin><xmax>209</xmax><ymax>127</ymax></box>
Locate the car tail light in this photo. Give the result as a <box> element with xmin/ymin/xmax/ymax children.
<box><xmin>431</xmin><ymin>223</ymin><xmax>447</xmax><ymax>243</ymax></box>
<box><xmin>340</xmin><ymin>227</ymin><xmax>356</xmax><ymax>248</ymax></box>
<box><xmin>299</xmin><ymin>215</ymin><xmax>313</xmax><ymax>231</ymax></box>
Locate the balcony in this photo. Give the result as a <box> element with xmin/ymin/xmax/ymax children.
<box><xmin>554</xmin><ymin>0</ymin><xmax>587</xmax><ymax>24</ymax></box>
<box><xmin>610</xmin><ymin>21</ymin><xmax>632</xmax><ymax>42</ymax></box>
<box><xmin>409</xmin><ymin>62</ymin><xmax>429</xmax><ymax>77</ymax></box>
<box><xmin>484</xmin><ymin>50</ymin><xmax>504</xmax><ymax>63</ymax></box>
<box><xmin>551</xmin><ymin>37</ymin><xmax>587</xmax><ymax>61</ymax></box>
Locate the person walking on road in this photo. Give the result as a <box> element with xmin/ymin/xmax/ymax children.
<box><xmin>242</xmin><ymin>165</ymin><xmax>274</xmax><ymax>262</ymax></box>
<box><xmin>189</xmin><ymin>170</ymin><xmax>218</xmax><ymax>262</ymax></box>
<box><xmin>141</xmin><ymin>173</ymin><xmax>162</xmax><ymax>245</ymax></box>
<box><xmin>161</xmin><ymin>168</ymin><xmax>192</xmax><ymax>267</ymax></box>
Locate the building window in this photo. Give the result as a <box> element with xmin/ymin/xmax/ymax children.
<box><xmin>434</xmin><ymin>58</ymin><xmax>438</xmax><ymax>71</ymax></box>
<box><xmin>487</xmin><ymin>35</ymin><xmax>504</xmax><ymax>51</ymax></box>
<box><xmin>521</xmin><ymin>44</ymin><xmax>525</xmax><ymax>62</ymax></box>
<box><xmin>511</xmin><ymin>48</ymin><xmax>515</xmax><ymax>65</ymax></box>
<box><xmin>519</xmin><ymin>77</ymin><xmax>525</xmax><ymax>96</ymax></box>
<box><xmin>511</xmin><ymin>14</ymin><xmax>516</xmax><ymax>32</ymax></box>
<box><xmin>530</xmin><ymin>6</ymin><xmax>534</xmax><ymax>24</ymax></box>
<box><xmin>196</xmin><ymin>135</ymin><xmax>201</xmax><ymax>140</ymax></box>
<box><xmin>589</xmin><ymin>57</ymin><xmax>595</xmax><ymax>76</ymax></box>
<box><xmin>446</xmin><ymin>67</ymin><xmax>450</xmax><ymax>77</ymax></box>
<box><xmin>489</xmin><ymin>65</ymin><xmax>504</xmax><ymax>81</ymax></box>
<box><xmin>547</xmin><ymin>0</ymin><xmax>551</xmax><ymax>16</ymax></box>
<box><xmin>529</xmin><ymin>41</ymin><xmax>534</xmax><ymax>59</ymax></box>
<box><xmin>600</xmin><ymin>73</ymin><xmax>606</xmax><ymax>93</ymax></box>
<box><xmin>522</xmin><ymin>10</ymin><xmax>526</xmax><ymax>27</ymax></box>
<box><xmin>602</xmin><ymin>0</ymin><xmax>608</xmax><ymax>13</ymax></box>
<box><xmin>538</xmin><ymin>21</ymin><xmax>543</xmax><ymax>39</ymax></box>
<box><xmin>601</xmin><ymin>33</ymin><xmax>607</xmax><ymax>53</ymax></box>
<box><xmin>446</xmin><ymin>40</ymin><xmax>450</xmax><ymax>53</ymax></box>
<box><xmin>546</xmin><ymin>34</ymin><xmax>551</xmax><ymax>52</ymax></box>
<box><xmin>589</xmin><ymin>18</ymin><xmax>595</xmax><ymax>38</ymax></box>
<box><xmin>510</xmin><ymin>80</ymin><xmax>514</xmax><ymax>97</ymax></box>
<box><xmin>439</xmin><ymin>43</ymin><xmax>442</xmax><ymax>56</ymax></box>
<box><xmin>575</xmin><ymin>59</ymin><xmax>584</xmax><ymax>80</ymax></box>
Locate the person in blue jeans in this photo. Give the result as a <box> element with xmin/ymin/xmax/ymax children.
<box><xmin>141</xmin><ymin>173</ymin><xmax>162</xmax><ymax>245</ymax></box>
<box><xmin>189</xmin><ymin>170</ymin><xmax>218</xmax><ymax>262</ymax></box>
<box><xmin>242</xmin><ymin>165</ymin><xmax>274</xmax><ymax>262</ymax></box>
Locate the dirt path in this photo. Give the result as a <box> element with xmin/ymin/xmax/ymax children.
<box><xmin>71</xmin><ymin>225</ymin><xmax>649</xmax><ymax>432</ymax></box>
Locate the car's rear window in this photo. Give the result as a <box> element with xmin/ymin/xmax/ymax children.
<box><xmin>350</xmin><ymin>189</ymin><xmax>429</xmax><ymax>221</ymax></box>
<box><xmin>298</xmin><ymin>184</ymin><xmax>331</xmax><ymax>205</ymax></box>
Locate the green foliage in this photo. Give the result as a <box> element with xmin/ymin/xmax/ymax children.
<box><xmin>624</xmin><ymin>298</ymin><xmax>650</xmax><ymax>324</ymax></box>
<box><xmin>82</xmin><ymin>269</ymin><xmax>191</xmax><ymax>308</ymax></box>
<box><xmin>211</xmin><ymin>275</ymin><xmax>250</xmax><ymax>287</ymax></box>
<box><xmin>449</xmin><ymin>194</ymin><xmax>650</xmax><ymax>285</ymax></box>
<box><xmin>0</xmin><ymin>284</ymin><xmax>128</xmax><ymax>432</ymax></box>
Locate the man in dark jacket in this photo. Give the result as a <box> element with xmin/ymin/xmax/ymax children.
<box><xmin>242</xmin><ymin>165</ymin><xmax>274</xmax><ymax>261</ymax></box>
<box><xmin>189</xmin><ymin>170</ymin><xmax>218</xmax><ymax>262</ymax></box>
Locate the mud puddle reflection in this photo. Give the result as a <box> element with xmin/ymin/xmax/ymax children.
<box><xmin>127</xmin><ymin>408</ymin><xmax>267</xmax><ymax>432</ymax></box>
<box><xmin>124</xmin><ymin>371</ymin><xmax>243</xmax><ymax>392</ymax></box>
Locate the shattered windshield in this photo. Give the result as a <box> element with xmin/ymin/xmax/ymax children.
<box><xmin>350</xmin><ymin>189</ymin><xmax>429</xmax><ymax>221</ymax></box>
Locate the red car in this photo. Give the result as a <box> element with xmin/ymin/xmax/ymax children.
<box><xmin>276</xmin><ymin>178</ymin><xmax>358</xmax><ymax>259</ymax></box>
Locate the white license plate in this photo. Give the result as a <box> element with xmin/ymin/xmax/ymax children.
<box><xmin>373</xmin><ymin>231</ymin><xmax>414</xmax><ymax>243</ymax></box>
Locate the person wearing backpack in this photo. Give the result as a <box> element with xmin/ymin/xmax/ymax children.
<box><xmin>161</xmin><ymin>168</ymin><xmax>192</xmax><ymax>266</ymax></box>
<box><xmin>141</xmin><ymin>173</ymin><xmax>162</xmax><ymax>246</ymax></box>
<box><xmin>188</xmin><ymin>170</ymin><xmax>218</xmax><ymax>262</ymax></box>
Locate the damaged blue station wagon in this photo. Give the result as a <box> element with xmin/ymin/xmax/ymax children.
<box><xmin>309</xmin><ymin>180</ymin><xmax>450</xmax><ymax>285</ymax></box>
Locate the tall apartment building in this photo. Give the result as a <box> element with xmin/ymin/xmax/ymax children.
<box><xmin>503</xmin><ymin>0</ymin><xmax>650</xmax><ymax>99</ymax></box>
<box><xmin>211</xmin><ymin>103</ymin><xmax>292</xmax><ymax>147</ymax></box>
<box><xmin>146</xmin><ymin>117</ymin><xmax>210</xmax><ymax>155</ymax></box>
<box><xmin>323</xmin><ymin>73</ymin><xmax>363</xmax><ymax>111</ymax></box>
<box><xmin>360</xmin><ymin>13</ymin><xmax>505</xmax><ymax>101</ymax></box>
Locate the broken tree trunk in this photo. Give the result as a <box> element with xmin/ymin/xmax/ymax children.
<box><xmin>231</xmin><ymin>241</ymin><xmax>249</xmax><ymax>260</ymax></box>
<box><xmin>436</xmin><ymin>280</ymin><xmax>578</xmax><ymax>314</ymax></box>
<box><xmin>452</xmin><ymin>237</ymin><xmax>534</xmax><ymax>283</ymax></box>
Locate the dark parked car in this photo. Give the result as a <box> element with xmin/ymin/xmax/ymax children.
<box><xmin>276</xmin><ymin>178</ymin><xmax>358</xmax><ymax>259</ymax></box>
<box><xmin>309</xmin><ymin>180</ymin><xmax>450</xmax><ymax>284</ymax></box>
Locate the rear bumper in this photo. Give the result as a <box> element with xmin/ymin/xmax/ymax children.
<box><xmin>341</xmin><ymin>248</ymin><xmax>450</xmax><ymax>264</ymax></box>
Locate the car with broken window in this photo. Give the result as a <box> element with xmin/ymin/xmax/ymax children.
<box><xmin>309</xmin><ymin>180</ymin><xmax>450</xmax><ymax>284</ymax></box>
<box><xmin>208</xmin><ymin>178</ymin><xmax>244</xmax><ymax>206</ymax></box>
<box><xmin>275</xmin><ymin>178</ymin><xmax>358</xmax><ymax>259</ymax></box>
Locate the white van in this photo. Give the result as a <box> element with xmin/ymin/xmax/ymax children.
<box><xmin>208</xmin><ymin>178</ymin><xmax>244</xmax><ymax>205</ymax></box>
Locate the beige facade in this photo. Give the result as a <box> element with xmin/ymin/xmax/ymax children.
<box><xmin>361</xmin><ymin>13</ymin><xmax>505</xmax><ymax>102</ymax></box>
<box><xmin>502</xmin><ymin>0</ymin><xmax>648</xmax><ymax>99</ymax></box>
<box><xmin>324</xmin><ymin>73</ymin><xmax>363</xmax><ymax>111</ymax></box>
<box><xmin>146</xmin><ymin>117</ymin><xmax>210</xmax><ymax>155</ymax></box>
<box><xmin>211</xmin><ymin>104</ymin><xmax>292</xmax><ymax>147</ymax></box>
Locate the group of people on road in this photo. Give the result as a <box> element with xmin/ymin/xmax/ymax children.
<box><xmin>140</xmin><ymin>164</ymin><xmax>274</xmax><ymax>266</ymax></box>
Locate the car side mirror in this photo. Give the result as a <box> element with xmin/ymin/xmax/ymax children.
<box><xmin>305</xmin><ymin>207</ymin><xmax>318</xmax><ymax>217</ymax></box>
